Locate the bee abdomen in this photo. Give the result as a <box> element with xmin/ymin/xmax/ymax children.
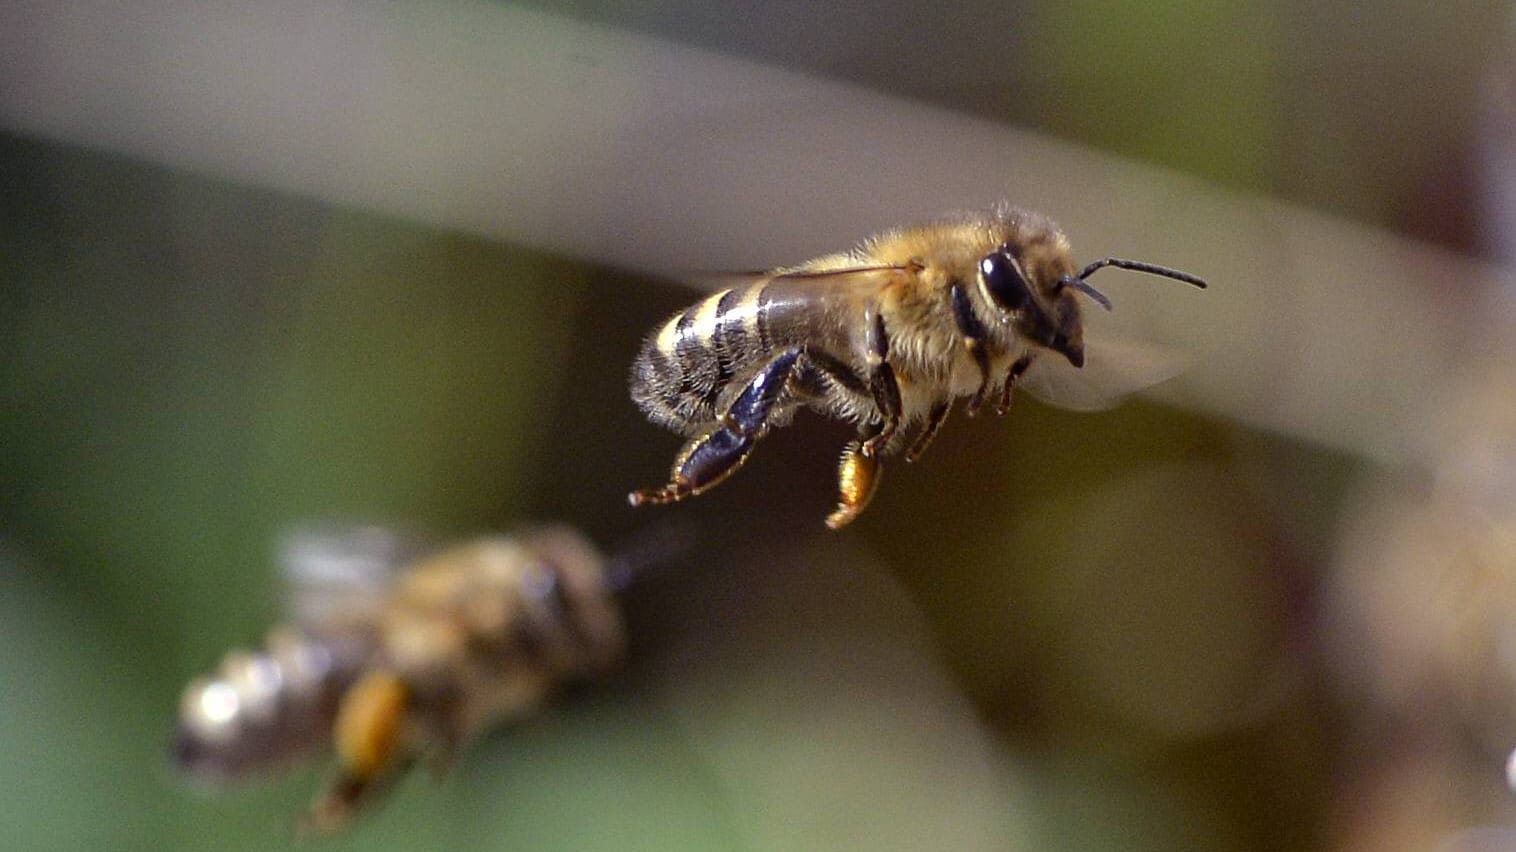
<box><xmin>173</xmin><ymin>626</ymin><xmax>369</xmax><ymax>783</ymax></box>
<box><xmin>630</xmin><ymin>285</ymin><xmax>768</xmax><ymax>432</ymax></box>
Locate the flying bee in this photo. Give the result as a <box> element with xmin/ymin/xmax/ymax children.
<box><xmin>628</xmin><ymin>205</ymin><xmax>1207</xmax><ymax>528</ymax></box>
<box><xmin>171</xmin><ymin>525</ymin><xmax>634</xmax><ymax>835</ymax></box>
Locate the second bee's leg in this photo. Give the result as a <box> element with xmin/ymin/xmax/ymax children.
<box><xmin>300</xmin><ymin>671</ymin><xmax>411</xmax><ymax>836</ymax></box>
<box><xmin>628</xmin><ymin>348</ymin><xmax>802</xmax><ymax>506</ymax></box>
<box><xmin>422</xmin><ymin>691</ymin><xmax>474</xmax><ymax>781</ymax></box>
<box><xmin>861</xmin><ymin>307</ymin><xmax>903</xmax><ymax>457</ymax></box>
<box><xmin>826</xmin><ymin>434</ymin><xmax>884</xmax><ymax>529</ymax></box>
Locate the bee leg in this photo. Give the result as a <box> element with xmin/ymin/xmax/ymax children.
<box><xmin>826</xmin><ymin>432</ymin><xmax>884</xmax><ymax>529</ymax></box>
<box><xmin>950</xmin><ymin>282</ymin><xmax>993</xmax><ymax>416</ymax></box>
<box><xmin>300</xmin><ymin>671</ymin><xmax>411</xmax><ymax>836</ymax></box>
<box><xmin>995</xmin><ymin>355</ymin><xmax>1035</xmax><ymax>416</ymax></box>
<box><xmin>860</xmin><ymin>307</ymin><xmax>902</xmax><ymax>457</ymax></box>
<box><xmin>298</xmin><ymin>771</ymin><xmax>404</xmax><ymax>838</ymax></box>
<box><xmin>423</xmin><ymin>693</ymin><xmax>470</xmax><ymax>780</ymax></box>
<box><xmin>627</xmin><ymin>428</ymin><xmax>749</xmax><ymax>506</ymax></box>
<box><xmin>904</xmin><ymin>400</ymin><xmax>951</xmax><ymax>463</ymax></box>
<box><xmin>629</xmin><ymin>348</ymin><xmax>802</xmax><ymax>506</ymax></box>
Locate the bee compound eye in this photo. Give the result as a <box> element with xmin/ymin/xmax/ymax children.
<box><xmin>980</xmin><ymin>252</ymin><xmax>1031</xmax><ymax>312</ymax></box>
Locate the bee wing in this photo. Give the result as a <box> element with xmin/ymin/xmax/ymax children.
<box><xmin>688</xmin><ymin>262</ymin><xmax>918</xmax><ymax>289</ymax></box>
<box><xmin>765</xmin><ymin>263</ymin><xmax>918</xmax><ymax>281</ymax></box>
<box><xmin>1018</xmin><ymin>337</ymin><xmax>1189</xmax><ymax>412</ymax></box>
<box><xmin>278</xmin><ymin>525</ymin><xmax>418</xmax><ymax>626</ymax></box>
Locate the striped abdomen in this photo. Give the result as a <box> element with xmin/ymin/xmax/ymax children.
<box><xmin>173</xmin><ymin>625</ymin><xmax>372</xmax><ymax>783</ymax></box>
<box><xmin>631</xmin><ymin>284</ymin><xmax>777</xmax><ymax>434</ymax></box>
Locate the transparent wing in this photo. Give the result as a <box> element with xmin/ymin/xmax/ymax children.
<box><xmin>1018</xmin><ymin>337</ymin><xmax>1189</xmax><ymax>412</ymax></box>
<box><xmin>278</xmin><ymin>524</ymin><xmax>419</xmax><ymax>626</ymax></box>
<box><xmin>687</xmin><ymin>262</ymin><xmax>917</xmax><ymax>290</ymax></box>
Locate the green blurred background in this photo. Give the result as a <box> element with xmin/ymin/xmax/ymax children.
<box><xmin>4</xmin><ymin>2</ymin><xmax>1516</xmax><ymax>851</ymax></box>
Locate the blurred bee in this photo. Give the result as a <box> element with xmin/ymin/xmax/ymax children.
<box><xmin>172</xmin><ymin>525</ymin><xmax>630</xmax><ymax>835</ymax></box>
<box><xmin>629</xmin><ymin>205</ymin><xmax>1206</xmax><ymax>528</ymax></box>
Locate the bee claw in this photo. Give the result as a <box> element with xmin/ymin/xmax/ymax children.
<box><xmin>860</xmin><ymin>431</ymin><xmax>892</xmax><ymax>458</ymax></box>
<box><xmin>628</xmin><ymin>484</ymin><xmax>695</xmax><ymax>506</ymax></box>
<box><xmin>995</xmin><ymin>392</ymin><xmax>1014</xmax><ymax>416</ymax></box>
<box><xmin>296</xmin><ymin>775</ymin><xmax>370</xmax><ymax>839</ymax></box>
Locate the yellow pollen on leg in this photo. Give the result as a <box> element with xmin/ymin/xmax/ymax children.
<box><xmin>333</xmin><ymin>671</ymin><xmax>409</xmax><ymax>780</ymax></box>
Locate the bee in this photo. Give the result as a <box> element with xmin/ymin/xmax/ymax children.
<box><xmin>171</xmin><ymin>525</ymin><xmax>627</xmax><ymax>835</ymax></box>
<box><xmin>628</xmin><ymin>205</ymin><xmax>1206</xmax><ymax>528</ymax></box>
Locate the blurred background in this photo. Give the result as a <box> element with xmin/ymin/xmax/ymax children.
<box><xmin>4</xmin><ymin>1</ymin><xmax>1516</xmax><ymax>850</ymax></box>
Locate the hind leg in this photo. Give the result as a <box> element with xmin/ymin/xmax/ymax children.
<box><xmin>300</xmin><ymin>671</ymin><xmax>411</xmax><ymax>836</ymax></box>
<box><xmin>629</xmin><ymin>348</ymin><xmax>801</xmax><ymax>506</ymax></box>
<box><xmin>825</xmin><ymin>424</ymin><xmax>885</xmax><ymax>530</ymax></box>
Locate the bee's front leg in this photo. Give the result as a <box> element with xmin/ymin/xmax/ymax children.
<box><xmin>949</xmin><ymin>282</ymin><xmax>994</xmax><ymax>416</ymax></box>
<box><xmin>904</xmin><ymin>400</ymin><xmax>951</xmax><ymax>462</ymax></box>
<box><xmin>995</xmin><ymin>354</ymin><xmax>1034</xmax><ymax>416</ymax></box>
<box><xmin>860</xmin><ymin>307</ymin><xmax>902</xmax><ymax>458</ymax></box>
<box><xmin>628</xmin><ymin>348</ymin><xmax>802</xmax><ymax>506</ymax></box>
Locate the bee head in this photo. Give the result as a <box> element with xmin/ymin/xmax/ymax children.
<box><xmin>978</xmin><ymin>243</ymin><xmax>1089</xmax><ymax>368</ymax></box>
<box><xmin>979</xmin><ymin>242</ymin><xmax>1209</xmax><ymax>368</ymax></box>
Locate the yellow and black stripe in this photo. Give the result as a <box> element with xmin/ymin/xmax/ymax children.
<box><xmin>631</xmin><ymin>283</ymin><xmax>774</xmax><ymax>432</ymax></box>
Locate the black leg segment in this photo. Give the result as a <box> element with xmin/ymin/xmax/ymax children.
<box><xmin>950</xmin><ymin>282</ymin><xmax>993</xmax><ymax>416</ymax></box>
<box><xmin>630</xmin><ymin>348</ymin><xmax>802</xmax><ymax>506</ymax></box>
<box><xmin>904</xmin><ymin>400</ymin><xmax>951</xmax><ymax>462</ymax></box>
<box><xmin>861</xmin><ymin>307</ymin><xmax>902</xmax><ymax>457</ymax></box>
<box><xmin>724</xmin><ymin>347</ymin><xmax>801</xmax><ymax>435</ymax></box>
<box><xmin>996</xmin><ymin>354</ymin><xmax>1034</xmax><ymax>416</ymax></box>
<box><xmin>671</xmin><ymin>427</ymin><xmax>754</xmax><ymax>497</ymax></box>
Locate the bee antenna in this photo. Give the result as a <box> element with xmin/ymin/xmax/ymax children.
<box><xmin>1077</xmin><ymin>258</ymin><xmax>1209</xmax><ymax>291</ymax></box>
<box><xmin>603</xmin><ymin>516</ymin><xmax>698</xmax><ymax>593</ymax></box>
<box><xmin>1060</xmin><ymin>275</ymin><xmax>1113</xmax><ymax>311</ymax></box>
